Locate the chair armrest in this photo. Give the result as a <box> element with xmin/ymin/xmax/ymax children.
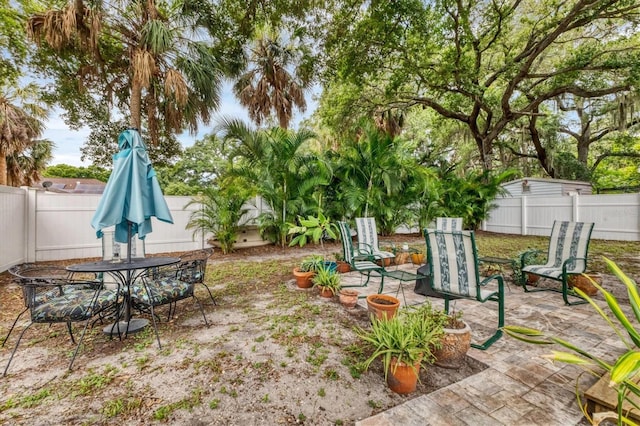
<box><xmin>562</xmin><ymin>256</ymin><xmax>588</xmax><ymax>274</ymax></box>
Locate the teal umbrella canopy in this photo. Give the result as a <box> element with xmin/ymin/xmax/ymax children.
<box><xmin>91</xmin><ymin>128</ymin><xmax>173</xmax><ymax>244</ymax></box>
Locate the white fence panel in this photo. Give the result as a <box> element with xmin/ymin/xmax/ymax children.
<box><xmin>485</xmin><ymin>193</ymin><xmax>640</xmax><ymax>241</ymax></box>
<box><xmin>0</xmin><ymin>186</ymin><xmax>27</xmax><ymax>271</ymax></box>
<box><xmin>577</xmin><ymin>194</ymin><xmax>640</xmax><ymax>241</ymax></box>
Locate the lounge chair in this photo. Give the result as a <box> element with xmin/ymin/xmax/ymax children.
<box><xmin>520</xmin><ymin>220</ymin><xmax>595</xmax><ymax>305</ymax></box>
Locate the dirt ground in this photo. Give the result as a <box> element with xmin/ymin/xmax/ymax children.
<box><xmin>0</xmin><ymin>234</ymin><xmax>486</xmax><ymax>426</ymax></box>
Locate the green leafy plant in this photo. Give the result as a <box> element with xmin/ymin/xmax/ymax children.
<box><xmin>185</xmin><ymin>185</ymin><xmax>251</xmax><ymax>254</ymax></box>
<box><xmin>513</xmin><ymin>249</ymin><xmax>546</xmax><ymax>284</ymax></box>
<box><xmin>504</xmin><ymin>258</ymin><xmax>640</xmax><ymax>425</ymax></box>
<box><xmin>356</xmin><ymin>303</ymin><xmax>444</xmax><ymax>379</ymax></box>
<box><xmin>312</xmin><ymin>266</ymin><xmax>341</xmax><ymax>295</ymax></box>
<box><xmin>298</xmin><ymin>255</ymin><xmax>325</xmax><ymax>273</ymax></box>
<box><xmin>288</xmin><ymin>212</ymin><xmax>338</xmax><ymax>250</ymax></box>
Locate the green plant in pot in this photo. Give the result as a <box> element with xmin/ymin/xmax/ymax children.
<box><xmin>312</xmin><ymin>265</ymin><xmax>341</xmax><ymax>297</ymax></box>
<box><xmin>413</xmin><ymin>305</ymin><xmax>472</xmax><ymax>369</ymax></box>
<box><xmin>504</xmin><ymin>258</ymin><xmax>640</xmax><ymax>425</ymax></box>
<box><xmin>293</xmin><ymin>254</ymin><xmax>324</xmax><ymax>289</ymax></box>
<box><xmin>514</xmin><ymin>249</ymin><xmax>545</xmax><ymax>285</ymax></box>
<box><xmin>356</xmin><ymin>304</ymin><xmax>444</xmax><ymax>394</ymax></box>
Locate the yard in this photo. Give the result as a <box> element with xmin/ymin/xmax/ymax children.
<box><xmin>0</xmin><ymin>231</ymin><xmax>638</xmax><ymax>425</ymax></box>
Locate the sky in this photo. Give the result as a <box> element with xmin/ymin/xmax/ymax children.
<box><xmin>44</xmin><ymin>81</ymin><xmax>317</xmax><ymax>167</ymax></box>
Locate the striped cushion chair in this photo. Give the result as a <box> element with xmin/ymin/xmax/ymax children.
<box><xmin>435</xmin><ymin>217</ymin><xmax>463</xmax><ymax>231</ymax></box>
<box><xmin>424</xmin><ymin>229</ymin><xmax>504</xmax><ymax>350</ymax></box>
<box><xmin>520</xmin><ymin>221</ymin><xmax>595</xmax><ymax>305</ymax></box>
<box><xmin>355</xmin><ymin>217</ymin><xmax>395</xmax><ymax>262</ymax></box>
<box><xmin>337</xmin><ymin>221</ymin><xmax>385</xmax><ymax>289</ymax></box>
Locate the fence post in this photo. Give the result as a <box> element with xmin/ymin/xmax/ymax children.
<box><xmin>25</xmin><ymin>187</ymin><xmax>37</xmax><ymax>263</ymax></box>
<box><xmin>521</xmin><ymin>196</ymin><xmax>527</xmax><ymax>235</ymax></box>
<box><xmin>572</xmin><ymin>194</ymin><xmax>579</xmax><ymax>222</ymax></box>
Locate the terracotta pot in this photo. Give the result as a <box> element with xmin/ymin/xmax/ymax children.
<box><xmin>293</xmin><ymin>268</ymin><xmax>315</xmax><ymax>289</ymax></box>
<box><xmin>366</xmin><ymin>294</ymin><xmax>400</xmax><ymax>321</ymax></box>
<box><xmin>387</xmin><ymin>358</ymin><xmax>420</xmax><ymax>394</ymax></box>
<box><xmin>318</xmin><ymin>286</ymin><xmax>335</xmax><ymax>298</ymax></box>
<box><xmin>568</xmin><ymin>273</ymin><xmax>600</xmax><ymax>296</ymax></box>
<box><xmin>433</xmin><ymin>321</ymin><xmax>471</xmax><ymax>369</ymax></box>
<box><xmin>411</xmin><ymin>253</ymin><xmax>425</xmax><ymax>265</ymax></box>
<box><xmin>376</xmin><ymin>258</ymin><xmax>392</xmax><ymax>267</ymax></box>
<box><xmin>526</xmin><ymin>273</ymin><xmax>540</xmax><ymax>284</ymax></box>
<box><xmin>339</xmin><ymin>289</ymin><xmax>359</xmax><ymax>309</ymax></box>
<box><xmin>336</xmin><ymin>261</ymin><xmax>351</xmax><ymax>273</ymax></box>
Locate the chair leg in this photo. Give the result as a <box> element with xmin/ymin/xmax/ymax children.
<box><xmin>193</xmin><ymin>295</ymin><xmax>209</xmax><ymax>326</ymax></box>
<box><xmin>562</xmin><ymin>277</ymin><xmax>588</xmax><ymax>306</ymax></box>
<box><xmin>199</xmin><ymin>283</ymin><xmax>217</xmax><ymax>306</ymax></box>
<box><xmin>2</xmin><ymin>307</ymin><xmax>28</xmax><ymax>347</ymax></box>
<box><xmin>66</xmin><ymin>321</ymin><xmax>76</xmax><ymax>344</ymax></box>
<box><xmin>68</xmin><ymin>319</ymin><xmax>93</xmax><ymax>371</ymax></box>
<box><xmin>147</xmin><ymin>304</ymin><xmax>162</xmax><ymax>349</ymax></box>
<box><xmin>471</xmin><ymin>294</ymin><xmax>504</xmax><ymax>350</ymax></box>
<box><xmin>3</xmin><ymin>323</ymin><xmax>34</xmax><ymax>376</ymax></box>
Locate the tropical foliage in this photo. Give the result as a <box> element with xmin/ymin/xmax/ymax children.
<box><xmin>185</xmin><ymin>184</ymin><xmax>252</xmax><ymax>254</ymax></box>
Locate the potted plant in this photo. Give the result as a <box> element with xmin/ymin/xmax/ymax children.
<box><xmin>514</xmin><ymin>249</ymin><xmax>545</xmax><ymax>285</ymax></box>
<box><xmin>366</xmin><ymin>294</ymin><xmax>401</xmax><ymax>321</ymax></box>
<box><xmin>410</xmin><ymin>248</ymin><xmax>425</xmax><ymax>265</ymax></box>
<box><xmin>293</xmin><ymin>254</ymin><xmax>324</xmax><ymax>288</ymax></box>
<box><xmin>412</xmin><ymin>306</ymin><xmax>471</xmax><ymax>369</ymax></box>
<box><xmin>334</xmin><ymin>252</ymin><xmax>351</xmax><ymax>273</ymax></box>
<box><xmin>357</xmin><ymin>304</ymin><xmax>444</xmax><ymax>394</ymax></box>
<box><xmin>312</xmin><ymin>265</ymin><xmax>341</xmax><ymax>298</ymax></box>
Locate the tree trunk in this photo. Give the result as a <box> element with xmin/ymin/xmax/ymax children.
<box><xmin>0</xmin><ymin>147</ymin><xmax>7</xmax><ymax>186</ymax></box>
<box><xmin>130</xmin><ymin>79</ymin><xmax>142</xmax><ymax>130</ymax></box>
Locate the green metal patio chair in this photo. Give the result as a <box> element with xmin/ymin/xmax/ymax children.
<box><xmin>355</xmin><ymin>217</ymin><xmax>395</xmax><ymax>263</ymax></box>
<box><xmin>3</xmin><ymin>265</ymin><xmax>118</xmax><ymax>375</ymax></box>
<box><xmin>424</xmin><ymin>229</ymin><xmax>504</xmax><ymax>350</ymax></box>
<box><xmin>520</xmin><ymin>220</ymin><xmax>595</xmax><ymax>305</ymax></box>
<box><xmin>337</xmin><ymin>221</ymin><xmax>384</xmax><ymax>289</ymax></box>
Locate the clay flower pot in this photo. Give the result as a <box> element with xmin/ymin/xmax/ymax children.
<box><xmin>366</xmin><ymin>294</ymin><xmax>400</xmax><ymax>321</ymax></box>
<box><xmin>433</xmin><ymin>321</ymin><xmax>471</xmax><ymax>369</ymax></box>
<box><xmin>293</xmin><ymin>268</ymin><xmax>314</xmax><ymax>288</ymax></box>
<box><xmin>568</xmin><ymin>273</ymin><xmax>600</xmax><ymax>296</ymax></box>
<box><xmin>526</xmin><ymin>273</ymin><xmax>540</xmax><ymax>285</ymax></box>
<box><xmin>336</xmin><ymin>261</ymin><xmax>351</xmax><ymax>273</ymax></box>
<box><xmin>387</xmin><ymin>357</ymin><xmax>421</xmax><ymax>394</ymax></box>
<box><xmin>318</xmin><ymin>286</ymin><xmax>335</xmax><ymax>298</ymax></box>
<box><xmin>411</xmin><ymin>253</ymin><xmax>425</xmax><ymax>265</ymax></box>
<box><xmin>339</xmin><ymin>289</ymin><xmax>359</xmax><ymax>309</ymax></box>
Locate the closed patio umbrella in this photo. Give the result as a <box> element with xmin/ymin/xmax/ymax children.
<box><xmin>91</xmin><ymin>128</ymin><xmax>173</xmax><ymax>256</ymax></box>
<box><xmin>90</xmin><ymin>128</ymin><xmax>174</xmax><ymax>335</ymax></box>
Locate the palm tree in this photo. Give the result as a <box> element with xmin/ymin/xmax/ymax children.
<box><xmin>0</xmin><ymin>83</ymin><xmax>47</xmax><ymax>186</ymax></box>
<box><xmin>27</xmin><ymin>0</ymin><xmax>223</xmax><ymax>145</ymax></box>
<box><xmin>329</xmin><ymin>123</ymin><xmax>428</xmax><ymax>234</ymax></box>
<box><xmin>7</xmin><ymin>139</ymin><xmax>54</xmax><ymax>187</ymax></box>
<box><xmin>218</xmin><ymin>118</ymin><xmax>329</xmax><ymax>246</ymax></box>
<box><xmin>233</xmin><ymin>24</ymin><xmax>311</xmax><ymax>129</ymax></box>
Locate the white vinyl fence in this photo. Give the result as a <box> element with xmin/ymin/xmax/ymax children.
<box><xmin>0</xmin><ymin>187</ymin><xmax>208</xmax><ymax>272</ymax></box>
<box><xmin>1</xmin><ymin>187</ymin><xmax>639</xmax><ymax>273</ymax></box>
<box><xmin>482</xmin><ymin>193</ymin><xmax>640</xmax><ymax>241</ymax></box>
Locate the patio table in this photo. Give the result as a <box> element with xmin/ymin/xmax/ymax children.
<box><xmin>67</xmin><ymin>256</ymin><xmax>180</xmax><ymax>336</ymax></box>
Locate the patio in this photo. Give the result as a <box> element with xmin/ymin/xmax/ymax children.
<box><xmin>0</xmin><ymin>245</ymin><xmax>632</xmax><ymax>425</ymax></box>
<box><xmin>349</xmin><ymin>262</ymin><xmax>624</xmax><ymax>425</ymax></box>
